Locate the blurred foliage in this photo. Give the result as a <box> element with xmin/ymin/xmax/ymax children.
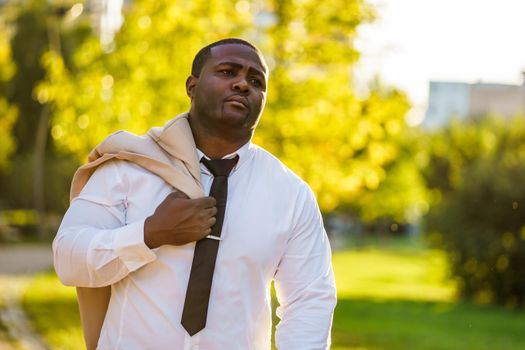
<box><xmin>0</xmin><ymin>14</ymin><xmax>17</xmax><ymax>170</ymax></box>
<box><xmin>0</xmin><ymin>154</ymin><xmax>77</xmax><ymax>211</ymax></box>
<box><xmin>348</xmin><ymin>121</ymin><xmax>430</xmax><ymax>223</ymax></box>
<box><xmin>36</xmin><ymin>0</ymin><xmax>425</xmax><ymax>217</ymax></box>
<box><xmin>4</xmin><ymin>0</ymin><xmax>91</xmax><ymax>154</ymax></box>
<box><xmin>0</xmin><ymin>0</ymin><xmax>90</xmax><ymax>211</ymax></box>
<box><xmin>426</xmin><ymin>116</ymin><xmax>525</xmax><ymax>307</ymax></box>
<box><xmin>8</xmin><ymin>0</ymin><xmax>49</xmax><ymax>155</ymax></box>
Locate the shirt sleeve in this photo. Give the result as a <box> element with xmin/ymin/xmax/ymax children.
<box><xmin>273</xmin><ymin>185</ymin><xmax>337</xmax><ymax>350</ymax></box>
<box><xmin>53</xmin><ymin>161</ymin><xmax>157</xmax><ymax>287</ymax></box>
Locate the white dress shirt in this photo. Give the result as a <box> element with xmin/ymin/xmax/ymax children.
<box><xmin>53</xmin><ymin>141</ymin><xmax>336</xmax><ymax>350</ymax></box>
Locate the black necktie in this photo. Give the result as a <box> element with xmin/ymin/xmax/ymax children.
<box><xmin>181</xmin><ymin>155</ymin><xmax>239</xmax><ymax>336</ymax></box>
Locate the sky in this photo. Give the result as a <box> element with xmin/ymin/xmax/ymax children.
<box><xmin>353</xmin><ymin>0</ymin><xmax>525</xmax><ymax>125</ymax></box>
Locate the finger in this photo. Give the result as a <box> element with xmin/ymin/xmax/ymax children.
<box><xmin>207</xmin><ymin>216</ymin><xmax>217</xmax><ymax>228</ymax></box>
<box><xmin>202</xmin><ymin>206</ymin><xmax>217</xmax><ymax>218</ymax></box>
<box><xmin>195</xmin><ymin>196</ymin><xmax>216</xmax><ymax>208</ymax></box>
<box><xmin>200</xmin><ymin>227</ymin><xmax>212</xmax><ymax>239</ymax></box>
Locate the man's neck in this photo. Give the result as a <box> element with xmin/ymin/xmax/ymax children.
<box><xmin>189</xmin><ymin>117</ymin><xmax>251</xmax><ymax>159</ymax></box>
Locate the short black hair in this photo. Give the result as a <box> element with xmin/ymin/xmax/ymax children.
<box><xmin>191</xmin><ymin>38</ymin><xmax>260</xmax><ymax>77</ymax></box>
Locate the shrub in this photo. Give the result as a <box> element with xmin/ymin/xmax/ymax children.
<box><xmin>428</xmin><ymin>157</ymin><xmax>525</xmax><ymax>307</ymax></box>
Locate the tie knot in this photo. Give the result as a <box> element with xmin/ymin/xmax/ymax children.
<box><xmin>201</xmin><ymin>155</ymin><xmax>239</xmax><ymax>177</ymax></box>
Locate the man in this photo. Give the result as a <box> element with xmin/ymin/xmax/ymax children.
<box><xmin>54</xmin><ymin>38</ymin><xmax>336</xmax><ymax>349</ymax></box>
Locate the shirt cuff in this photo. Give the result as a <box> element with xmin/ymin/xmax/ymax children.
<box><xmin>113</xmin><ymin>218</ymin><xmax>157</xmax><ymax>272</ymax></box>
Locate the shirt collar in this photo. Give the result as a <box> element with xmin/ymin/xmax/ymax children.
<box><xmin>197</xmin><ymin>141</ymin><xmax>254</xmax><ymax>175</ymax></box>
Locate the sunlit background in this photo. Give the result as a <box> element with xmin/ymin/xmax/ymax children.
<box><xmin>354</xmin><ymin>0</ymin><xmax>525</xmax><ymax>126</ymax></box>
<box><xmin>0</xmin><ymin>0</ymin><xmax>524</xmax><ymax>349</ymax></box>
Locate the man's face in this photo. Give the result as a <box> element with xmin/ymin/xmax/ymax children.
<box><xmin>187</xmin><ymin>44</ymin><xmax>268</xmax><ymax>138</ymax></box>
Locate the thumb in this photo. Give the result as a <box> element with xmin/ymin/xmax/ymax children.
<box><xmin>170</xmin><ymin>191</ymin><xmax>190</xmax><ymax>199</ymax></box>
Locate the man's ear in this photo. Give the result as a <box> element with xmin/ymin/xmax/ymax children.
<box><xmin>186</xmin><ymin>75</ymin><xmax>197</xmax><ymax>100</ymax></box>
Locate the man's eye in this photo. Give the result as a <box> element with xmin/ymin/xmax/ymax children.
<box><xmin>249</xmin><ymin>78</ymin><xmax>262</xmax><ymax>87</ymax></box>
<box><xmin>220</xmin><ymin>69</ymin><xmax>233</xmax><ymax>75</ymax></box>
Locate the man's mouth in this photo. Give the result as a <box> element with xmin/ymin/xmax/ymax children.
<box><xmin>225</xmin><ymin>96</ymin><xmax>249</xmax><ymax>110</ymax></box>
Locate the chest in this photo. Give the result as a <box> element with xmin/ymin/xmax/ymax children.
<box><xmin>124</xmin><ymin>168</ymin><xmax>296</xmax><ymax>275</ymax></box>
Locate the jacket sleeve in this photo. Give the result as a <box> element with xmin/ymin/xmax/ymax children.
<box><xmin>53</xmin><ymin>161</ymin><xmax>157</xmax><ymax>287</ymax></box>
<box><xmin>273</xmin><ymin>185</ymin><xmax>337</xmax><ymax>350</ymax></box>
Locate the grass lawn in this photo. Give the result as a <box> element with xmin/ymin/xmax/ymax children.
<box><xmin>22</xmin><ymin>241</ymin><xmax>525</xmax><ymax>349</ymax></box>
<box><xmin>0</xmin><ymin>276</ymin><xmax>34</xmax><ymax>350</ymax></box>
<box><xmin>332</xmin><ymin>298</ymin><xmax>525</xmax><ymax>350</ymax></box>
<box><xmin>0</xmin><ymin>277</ymin><xmax>15</xmax><ymax>347</ymax></box>
<box><xmin>21</xmin><ymin>274</ymin><xmax>83</xmax><ymax>350</ymax></box>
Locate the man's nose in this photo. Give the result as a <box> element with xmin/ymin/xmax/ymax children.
<box><xmin>232</xmin><ymin>77</ymin><xmax>249</xmax><ymax>93</ymax></box>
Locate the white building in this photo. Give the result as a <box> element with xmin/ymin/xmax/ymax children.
<box><xmin>424</xmin><ymin>73</ymin><xmax>525</xmax><ymax>128</ymax></box>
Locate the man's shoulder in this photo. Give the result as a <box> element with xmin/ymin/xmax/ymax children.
<box><xmin>90</xmin><ymin>158</ymin><xmax>165</xmax><ymax>187</ymax></box>
<box><xmin>95</xmin><ymin>129</ymin><xmax>165</xmax><ymax>160</ymax></box>
<box><xmin>77</xmin><ymin>158</ymin><xmax>166</xmax><ymax>202</ymax></box>
<box><xmin>250</xmin><ymin>145</ymin><xmax>320</xmax><ymax>214</ymax></box>
<box><xmin>250</xmin><ymin>144</ymin><xmax>309</xmax><ymax>189</ymax></box>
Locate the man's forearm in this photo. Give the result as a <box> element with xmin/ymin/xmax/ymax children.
<box><xmin>274</xmin><ymin>270</ymin><xmax>336</xmax><ymax>349</ymax></box>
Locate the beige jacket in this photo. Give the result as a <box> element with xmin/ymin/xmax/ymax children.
<box><xmin>69</xmin><ymin>114</ymin><xmax>204</xmax><ymax>350</ymax></box>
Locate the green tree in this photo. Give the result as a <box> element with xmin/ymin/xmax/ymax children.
<box><xmin>0</xmin><ymin>12</ymin><xmax>17</xmax><ymax>171</ymax></box>
<box><xmin>40</xmin><ymin>0</ymin><xmax>423</xmax><ymax>217</ymax></box>
<box><xmin>254</xmin><ymin>1</ymin><xmax>418</xmax><ymax>212</ymax></box>
<box><xmin>353</xmin><ymin>125</ymin><xmax>430</xmax><ymax>224</ymax></box>
<box><xmin>426</xmin><ymin>116</ymin><xmax>525</xmax><ymax>307</ymax></box>
<box><xmin>0</xmin><ymin>0</ymin><xmax>91</xmax><ymax>224</ymax></box>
